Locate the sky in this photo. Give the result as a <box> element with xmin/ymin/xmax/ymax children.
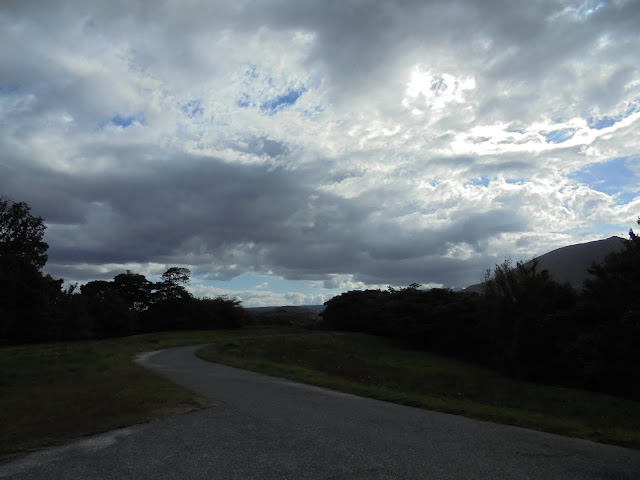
<box><xmin>1</xmin><ymin>0</ymin><xmax>639</xmax><ymax>307</ymax></box>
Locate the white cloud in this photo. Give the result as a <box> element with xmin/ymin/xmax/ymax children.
<box><xmin>403</xmin><ymin>67</ymin><xmax>476</xmax><ymax>114</ymax></box>
<box><xmin>188</xmin><ymin>283</ymin><xmax>325</xmax><ymax>308</ymax></box>
<box><xmin>1</xmin><ymin>0</ymin><xmax>639</xmax><ymax>304</ymax></box>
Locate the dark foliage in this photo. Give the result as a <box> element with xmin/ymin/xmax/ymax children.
<box><xmin>0</xmin><ymin>197</ymin><xmax>247</xmax><ymax>345</ymax></box>
<box><xmin>244</xmin><ymin>306</ymin><xmax>323</xmax><ymax>328</ymax></box>
<box><xmin>1</xmin><ymin>197</ymin><xmax>53</xmax><ymax>342</ymax></box>
<box><xmin>322</xmin><ymin>221</ymin><xmax>640</xmax><ymax>400</ymax></box>
<box><xmin>567</xmin><ymin>221</ymin><xmax>640</xmax><ymax>398</ymax></box>
<box><xmin>0</xmin><ymin>196</ymin><xmax>48</xmax><ymax>270</ymax></box>
<box><xmin>142</xmin><ymin>296</ymin><xmax>245</xmax><ymax>332</ymax></box>
<box><xmin>3</xmin><ymin>195</ymin><xmax>639</xmax><ymax>401</ymax></box>
<box><xmin>481</xmin><ymin>258</ymin><xmax>577</xmax><ymax>381</ymax></box>
<box><xmin>322</xmin><ymin>287</ymin><xmax>488</xmax><ymax>363</ymax></box>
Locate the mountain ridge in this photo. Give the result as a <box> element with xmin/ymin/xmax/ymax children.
<box><xmin>464</xmin><ymin>236</ymin><xmax>626</xmax><ymax>293</ymax></box>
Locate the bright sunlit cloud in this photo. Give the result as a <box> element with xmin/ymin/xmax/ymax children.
<box><xmin>1</xmin><ymin>0</ymin><xmax>639</xmax><ymax>306</ymax></box>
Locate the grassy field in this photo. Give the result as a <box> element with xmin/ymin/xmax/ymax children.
<box><xmin>0</xmin><ymin>326</ymin><xmax>296</xmax><ymax>458</ymax></box>
<box><xmin>2</xmin><ymin>326</ymin><xmax>639</xmax><ymax>460</ymax></box>
<box><xmin>197</xmin><ymin>330</ymin><xmax>640</xmax><ymax>449</ymax></box>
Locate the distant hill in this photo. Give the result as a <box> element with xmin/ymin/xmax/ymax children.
<box><xmin>464</xmin><ymin>236</ymin><xmax>626</xmax><ymax>293</ymax></box>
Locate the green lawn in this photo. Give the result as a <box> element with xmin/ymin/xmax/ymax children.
<box><xmin>197</xmin><ymin>330</ymin><xmax>640</xmax><ymax>449</ymax></box>
<box><xmin>0</xmin><ymin>326</ymin><xmax>294</xmax><ymax>458</ymax></box>
<box><xmin>2</xmin><ymin>326</ymin><xmax>639</xmax><ymax>460</ymax></box>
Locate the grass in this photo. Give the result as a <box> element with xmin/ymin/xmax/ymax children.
<box><xmin>3</xmin><ymin>326</ymin><xmax>639</xmax><ymax>459</ymax></box>
<box><xmin>0</xmin><ymin>326</ymin><xmax>297</xmax><ymax>458</ymax></box>
<box><xmin>196</xmin><ymin>330</ymin><xmax>640</xmax><ymax>449</ymax></box>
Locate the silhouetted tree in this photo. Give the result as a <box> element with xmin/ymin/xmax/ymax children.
<box><xmin>155</xmin><ymin>267</ymin><xmax>191</xmax><ymax>302</ymax></box>
<box><xmin>188</xmin><ymin>296</ymin><xmax>245</xmax><ymax>329</ymax></box>
<box><xmin>0</xmin><ymin>196</ymin><xmax>56</xmax><ymax>343</ymax></box>
<box><xmin>573</xmin><ymin>219</ymin><xmax>640</xmax><ymax>397</ymax></box>
<box><xmin>583</xmin><ymin>219</ymin><xmax>640</xmax><ymax>319</ymax></box>
<box><xmin>80</xmin><ymin>277</ymin><xmax>136</xmax><ymax>337</ymax></box>
<box><xmin>0</xmin><ymin>196</ymin><xmax>48</xmax><ymax>270</ymax></box>
<box><xmin>162</xmin><ymin>267</ymin><xmax>191</xmax><ymax>286</ymax></box>
<box><xmin>483</xmin><ymin>258</ymin><xmax>576</xmax><ymax>380</ymax></box>
<box><xmin>113</xmin><ymin>270</ymin><xmax>152</xmax><ymax>312</ymax></box>
<box><xmin>140</xmin><ymin>267</ymin><xmax>191</xmax><ymax>330</ymax></box>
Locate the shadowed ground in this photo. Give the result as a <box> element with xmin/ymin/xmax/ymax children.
<box><xmin>1</xmin><ymin>345</ymin><xmax>638</xmax><ymax>479</ymax></box>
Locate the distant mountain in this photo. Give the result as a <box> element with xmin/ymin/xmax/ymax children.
<box><xmin>464</xmin><ymin>236</ymin><xmax>626</xmax><ymax>293</ymax></box>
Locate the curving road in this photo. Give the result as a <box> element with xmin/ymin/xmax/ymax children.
<box><xmin>2</xmin><ymin>345</ymin><xmax>639</xmax><ymax>479</ymax></box>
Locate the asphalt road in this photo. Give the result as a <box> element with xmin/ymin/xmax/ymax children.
<box><xmin>2</xmin><ymin>345</ymin><xmax>639</xmax><ymax>479</ymax></box>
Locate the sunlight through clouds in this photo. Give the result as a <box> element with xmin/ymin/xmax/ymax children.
<box><xmin>403</xmin><ymin>67</ymin><xmax>476</xmax><ymax>114</ymax></box>
<box><xmin>1</xmin><ymin>0</ymin><xmax>639</xmax><ymax>305</ymax></box>
<box><xmin>451</xmin><ymin>112</ymin><xmax>640</xmax><ymax>156</ymax></box>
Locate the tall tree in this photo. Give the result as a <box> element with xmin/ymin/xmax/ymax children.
<box><xmin>156</xmin><ymin>267</ymin><xmax>191</xmax><ymax>301</ymax></box>
<box><xmin>583</xmin><ymin>218</ymin><xmax>640</xmax><ymax>317</ymax></box>
<box><xmin>482</xmin><ymin>258</ymin><xmax>576</xmax><ymax>380</ymax></box>
<box><xmin>0</xmin><ymin>196</ymin><xmax>48</xmax><ymax>270</ymax></box>
<box><xmin>576</xmin><ymin>218</ymin><xmax>640</xmax><ymax>397</ymax></box>
<box><xmin>113</xmin><ymin>270</ymin><xmax>152</xmax><ymax>312</ymax></box>
<box><xmin>0</xmin><ymin>196</ymin><xmax>54</xmax><ymax>343</ymax></box>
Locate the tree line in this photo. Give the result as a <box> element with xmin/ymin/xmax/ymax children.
<box><xmin>0</xmin><ymin>196</ymin><xmax>245</xmax><ymax>344</ymax></box>
<box><xmin>3</xmin><ymin>194</ymin><xmax>639</xmax><ymax>400</ymax></box>
<box><xmin>321</xmin><ymin>221</ymin><xmax>640</xmax><ymax>401</ymax></box>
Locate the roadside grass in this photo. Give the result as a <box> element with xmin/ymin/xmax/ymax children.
<box><xmin>0</xmin><ymin>326</ymin><xmax>297</xmax><ymax>458</ymax></box>
<box><xmin>4</xmin><ymin>326</ymin><xmax>639</xmax><ymax>459</ymax></box>
<box><xmin>196</xmin><ymin>330</ymin><xmax>640</xmax><ymax>449</ymax></box>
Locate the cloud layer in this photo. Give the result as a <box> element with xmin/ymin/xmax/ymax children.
<box><xmin>1</xmin><ymin>0</ymin><xmax>639</xmax><ymax>305</ymax></box>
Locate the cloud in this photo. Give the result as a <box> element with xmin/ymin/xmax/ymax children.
<box><xmin>1</xmin><ymin>0</ymin><xmax>639</xmax><ymax>305</ymax></box>
<box><xmin>188</xmin><ymin>282</ymin><xmax>325</xmax><ymax>308</ymax></box>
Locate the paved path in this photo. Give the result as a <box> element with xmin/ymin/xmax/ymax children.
<box><xmin>2</xmin><ymin>345</ymin><xmax>639</xmax><ymax>479</ymax></box>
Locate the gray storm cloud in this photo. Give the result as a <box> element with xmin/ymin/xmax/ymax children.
<box><xmin>1</xmin><ymin>0</ymin><xmax>639</xmax><ymax>302</ymax></box>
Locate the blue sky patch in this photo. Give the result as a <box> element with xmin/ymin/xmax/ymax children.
<box><xmin>181</xmin><ymin>100</ymin><xmax>203</xmax><ymax>118</ymax></box>
<box><xmin>260</xmin><ymin>86</ymin><xmax>306</xmax><ymax>115</ymax></box>
<box><xmin>109</xmin><ymin>113</ymin><xmax>145</xmax><ymax>128</ymax></box>
<box><xmin>544</xmin><ymin>128</ymin><xmax>575</xmax><ymax>143</ymax></box>
<box><xmin>244</xmin><ymin>65</ymin><xmax>259</xmax><ymax>80</ymax></box>
<box><xmin>588</xmin><ymin>101</ymin><xmax>639</xmax><ymax>130</ymax></box>
<box><xmin>570</xmin><ymin>156</ymin><xmax>640</xmax><ymax>204</ymax></box>
<box><xmin>588</xmin><ymin>116</ymin><xmax>616</xmax><ymax>130</ymax></box>
<box><xmin>467</xmin><ymin>176</ymin><xmax>490</xmax><ymax>187</ymax></box>
<box><xmin>236</xmin><ymin>93</ymin><xmax>253</xmax><ymax>108</ymax></box>
<box><xmin>431</xmin><ymin>77</ymin><xmax>445</xmax><ymax>91</ymax></box>
<box><xmin>236</xmin><ymin>63</ymin><xmax>308</xmax><ymax>115</ymax></box>
<box><xmin>303</xmin><ymin>104</ymin><xmax>326</xmax><ymax>118</ymax></box>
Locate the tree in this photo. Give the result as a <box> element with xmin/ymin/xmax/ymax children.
<box><xmin>79</xmin><ymin>273</ymin><xmax>152</xmax><ymax>337</ymax></box>
<box><xmin>162</xmin><ymin>267</ymin><xmax>191</xmax><ymax>286</ymax></box>
<box><xmin>113</xmin><ymin>270</ymin><xmax>152</xmax><ymax>311</ymax></box>
<box><xmin>576</xmin><ymin>218</ymin><xmax>640</xmax><ymax>398</ymax></box>
<box><xmin>156</xmin><ymin>267</ymin><xmax>191</xmax><ymax>301</ymax></box>
<box><xmin>583</xmin><ymin>218</ymin><xmax>640</xmax><ymax>318</ymax></box>
<box><xmin>482</xmin><ymin>258</ymin><xmax>576</xmax><ymax>380</ymax></box>
<box><xmin>0</xmin><ymin>196</ymin><xmax>56</xmax><ymax>343</ymax></box>
<box><xmin>0</xmin><ymin>196</ymin><xmax>48</xmax><ymax>270</ymax></box>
